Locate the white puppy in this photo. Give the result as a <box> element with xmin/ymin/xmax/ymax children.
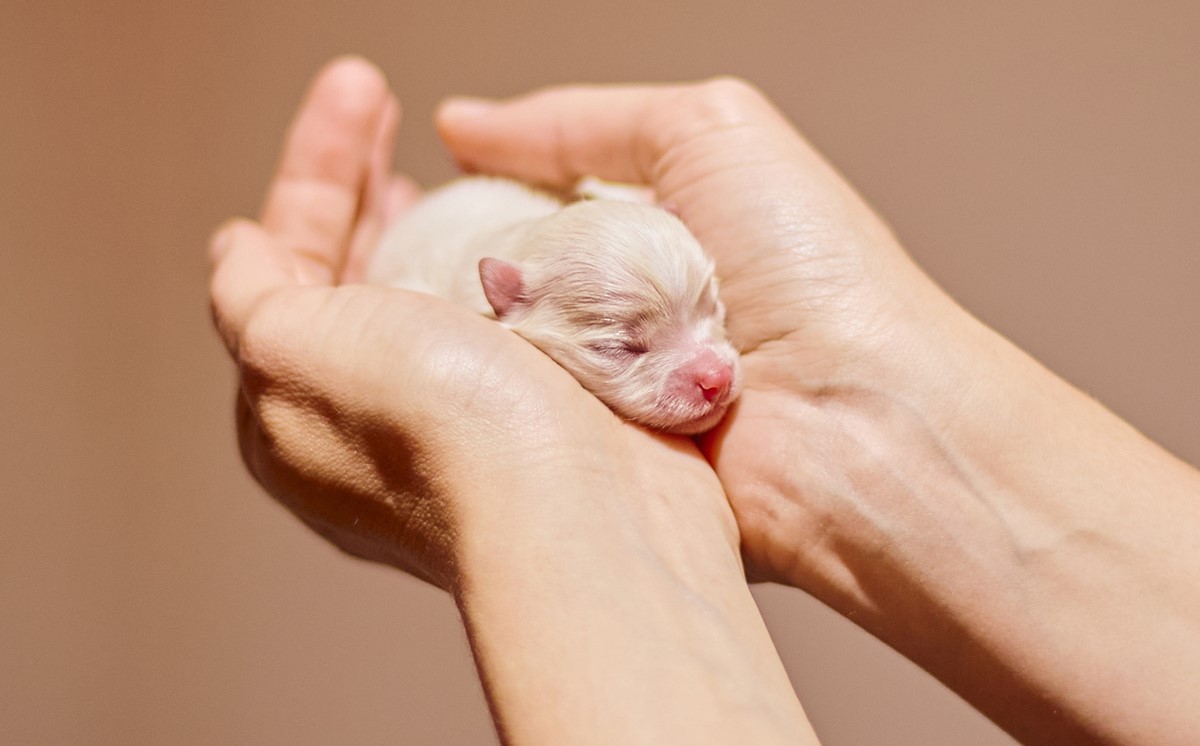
<box><xmin>367</xmin><ymin>177</ymin><xmax>740</xmax><ymax>434</ymax></box>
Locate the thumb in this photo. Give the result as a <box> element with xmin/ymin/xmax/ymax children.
<box><xmin>434</xmin><ymin>78</ymin><xmax>808</xmax><ymax>195</ymax></box>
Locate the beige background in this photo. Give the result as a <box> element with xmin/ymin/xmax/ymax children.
<box><xmin>3</xmin><ymin>1</ymin><xmax>1197</xmax><ymax>744</ymax></box>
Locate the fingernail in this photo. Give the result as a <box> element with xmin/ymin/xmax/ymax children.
<box><xmin>440</xmin><ymin>97</ymin><xmax>498</xmax><ymax>122</ymax></box>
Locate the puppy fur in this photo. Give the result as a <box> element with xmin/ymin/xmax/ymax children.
<box><xmin>367</xmin><ymin>177</ymin><xmax>740</xmax><ymax>434</ymax></box>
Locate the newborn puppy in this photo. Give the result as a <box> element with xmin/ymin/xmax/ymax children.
<box><xmin>367</xmin><ymin>177</ymin><xmax>740</xmax><ymax>434</ymax></box>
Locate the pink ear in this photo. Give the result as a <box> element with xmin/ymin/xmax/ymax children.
<box><xmin>479</xmin><ymin>258</ymin><xmax>527</xmax><ymax>320</ymax></box>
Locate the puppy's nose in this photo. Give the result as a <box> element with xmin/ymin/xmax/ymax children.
<box><xmin>697</xmin><ymin>366</ymin><xmax>732</xmax><ymax>402</ymax></box>
<box><xmin>687</xmin><ymin>349</ymin><xmax>733</xmax><ymax>403</ymax></box>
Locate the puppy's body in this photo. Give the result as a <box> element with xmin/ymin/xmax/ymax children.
<box><xmin>368</xmin><ymin>178</ymin><xmax>561</xmax><ymax>315</ymax></box>
<box><xmin>367</xmin><ymin>177</ymin><xmax>740</xmax><ymax>434</ymax></box>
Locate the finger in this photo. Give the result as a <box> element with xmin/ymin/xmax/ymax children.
<box><xmin>343</xmin><ymin>174</ymin><xmax>423</xmax><ymax>282</ymax></box>
<box><xmin>209</xmin><ymin>218</ymin><xmax>294</xmax><ymax>357</ymax></box>
<box><xmin>343</xmin><ymin>93</ymin><xmax>402</xmax><ymax>282</ymax></box>
<box><xmin>260</xmin><ymin>56</ymin><xmax>392</xmax><ymax>285</ymax></box>
<box><xmin>435</xmin><ymin>78</ymin><xmax>798</xmax><ymax>194</ymax></box>
<box><xmin>383</xmin><ymin>174</ymin><xmax>423</xmax><ymax>223</ymax></box>
<box><xmin>436</xmin><ymin>87</ymin><xmax>662</xmax><ymax>188</ymax></box>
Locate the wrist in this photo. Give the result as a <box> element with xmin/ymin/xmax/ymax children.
<box><xmin>450</xmin><ymin>430</ymin><xmax>815</xmax><ymax>745</ymax></box>
<box><xmin>738</xmin><ymin>294</ymin><xmax>1105</xmax><ymax>623</ymax></box>
<box><xmin>451</xmin><ymin>426</ymin><xmax>745</xmax><ymax>611</ymax></box>
<box><xmin>869</xmin><ymin>307</ymin><xmax>1200</xmax><ymax>743</ymax></box>
<box><xmin>734</xmin><ymin>293</ymin><xmax>1200</xmax><ymax>743</ymax></box>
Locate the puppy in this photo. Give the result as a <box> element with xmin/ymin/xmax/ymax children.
<box><xmin>367</xmin><ymin>177</ymin><xmax>740</xmax><ymax>434</ymax></box>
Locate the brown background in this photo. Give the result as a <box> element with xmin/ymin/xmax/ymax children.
<box><xmin>3</xmin><ymin>1</ymin><xmax>1197</xmax><ymax>744</ymax></box>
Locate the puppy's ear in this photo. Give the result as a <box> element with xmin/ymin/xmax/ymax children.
<box><xmin>479</xmin><ymin>258</ymin><xmax>528</xmax><ymax>320</ymax></box>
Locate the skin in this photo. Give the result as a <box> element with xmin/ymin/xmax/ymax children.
<box><xmin>209</xmin><ymin>57</ymin><xmax>814</xmax><ymax>745</ymax></box>
<box><xmin>210</xmin><ymin>57</ymin><xmax>1200</xmax><ymax>745</ymax></box>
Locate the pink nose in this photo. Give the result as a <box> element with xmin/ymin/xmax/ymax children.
<box><xmin>688</xmin><ymin>350</ymin><xmax>733</xmax><ymax>403</ymax></box>
<box><xmin>697</xmin><ymin>366</ymin><xmax>732</xmax><ymax>402</ymax></box>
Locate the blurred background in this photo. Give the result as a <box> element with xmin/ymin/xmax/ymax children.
<box><xmin>3</xmin><ymin>1</ymin><xmax>1197</xmax><ymax>743</ymax></box>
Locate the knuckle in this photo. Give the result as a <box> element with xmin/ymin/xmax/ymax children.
<box><xmin>701</xmin><ymin>75</ymin><xmax>764</xmax><ymax>103</ymax></box>
<box><xmin>637</xmin><ymin>77</ymin><xmax>771</xmax><ymax>181</ymax></box>
<box><xmin>234</xmin><ymin>291</ymin><xmax>299</xmax><ymax>389</ymax></box>
<box><xmin>236</xmin><ymin>303</ymin><xmax>281</xmax><ymax>371</ymax></box>
<box><xmin>684</xmin><ymin>76</ymin><xmax>767</xmax><ymax>129</ymax></box>
<box><xmin>643</xmin><ymin>77</ymin><xmax>771</xmax><ymax>169</ymax></box>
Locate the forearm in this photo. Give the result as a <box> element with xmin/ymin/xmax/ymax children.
<box><xmin>749</xmin><ymin>300</ymin><xmax>1200</xmax><ymax>744</ymax></box>
<box><xmin>451</xmin><ymin>435</ymin><xmax>817</xmax><ymax>746</ymax></box>
<box><xmin>912</xmin><ymin>311</ymin><xmax>1200</xmax><ymax>744</ymax></box>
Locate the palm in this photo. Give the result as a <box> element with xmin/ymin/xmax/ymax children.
<box><xmin>676</xmin><ymin>174</ymin><xmax>905</xmax><ymax>584</ymax></box>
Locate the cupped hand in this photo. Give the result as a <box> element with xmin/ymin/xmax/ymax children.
<box><xmin>208</xmin><ymin>58</ymin><xmax>738</xmax><ymax>591</ymax></box>
<box><xmin>436</xmin><ymin>79</ymin><xmax>975</xmax><ymax>594</ymax></box>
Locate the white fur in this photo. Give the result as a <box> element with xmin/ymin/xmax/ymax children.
<box><xmin>367</xmin><ymin>177</ymin><xmax>740</xmax><ymax>433</ymax></box>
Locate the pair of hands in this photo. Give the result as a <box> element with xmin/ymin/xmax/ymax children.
<box><xmin>209</xmin><ymin>56</ymin><xmax>956</xmax><ymax>597</ymax></box>
<box><xmin>211</xmin><ymin>57</ymin><xmax>1200</xmax><ymax>745</ymax></box>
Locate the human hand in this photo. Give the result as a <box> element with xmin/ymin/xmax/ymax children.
<box><xmin>208</xmin><ymin>59</ymin><xmax>741</xmax><ymax>591</ymax></box>
<box><xmin>209</xmin><ymin>59</ymin><xmax>826</xmax><ymax>744</ymax></box>
<box><xmin>436</xmin><ymin>79</ymin><xmax>1200</xmax><ymax>745</ymax></box>
<box><xmin>435</xmin><ymin>79</ymin><xmax>966</xmax><ymax>590</ymax></box>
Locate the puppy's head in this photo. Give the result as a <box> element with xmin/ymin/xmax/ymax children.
<box><xmin>479</xmin><ymin>201</ymin><xmax>740</xmax><ymax>434</ymax></box>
